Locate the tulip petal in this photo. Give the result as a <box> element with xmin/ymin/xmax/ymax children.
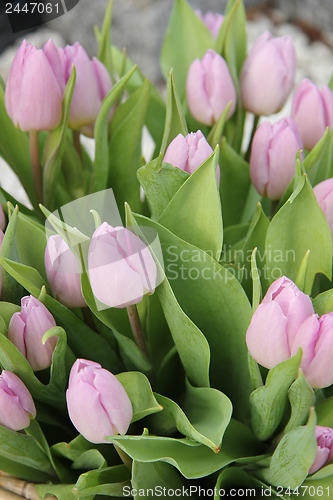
<box><xmin>186</xmin><ymin>58</ymin><xmax>213</xmax><ymax>125</ymax></box>
<box><xmin>163</xmin><ymin>134</ymin><xmax>189</xmax><ymax>171</ymax></box>
<box><xmin>308</xmin><ymin>446</ymin><xmax>330</xmax><ymax>474</ymax></box>
<box><xmin>305</xmin><ymin>313</ymin><xmax>333</xmax><ymax>388</ymax></box>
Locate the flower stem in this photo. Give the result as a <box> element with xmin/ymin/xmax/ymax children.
<box><xmin>29</xmin><ymin>131</ymin><xmax>42</xmax><ymax>203</ymax></box>
<box><xmin>72</xmin><ymin>130</ymin><xmax>83</xmax><ymax>163</ymax></box>
<box><xmin>126</xmin><ymin>304</ymin><xmax>149</xmax><ymax>360</ymax></box>
<box><xmin>114</xmin><ymin>444</ymin><xmax>132</xmax><ymax>471</ymax></box>
<box><xmin>245</xmin><ymin>114</ymin><xmax>260</xmax><ymax>162</ymax></box>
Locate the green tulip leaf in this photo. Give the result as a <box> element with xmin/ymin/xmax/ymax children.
<box><xmin>97</xmin><ymin>0</ymin><xmax>114</xmax><ymax>81</ymax></box>
<box><xmin>108</xmin><ymin>80</ymin><xmax>150</xmax><ymax>219</ymax></box>
<box><xmin>160</xmin><ymin>69</ymin><xmax>188</xmax><ymax>157</ymax></box>
<box><xmin>131</xmin><ymin>461</ymin><xmax>187</xmax><ymax>500</ymax></box>
<box><xmin>43</xmin><ymin>65</ymin><xmax>76</xmax><ymax>209</ymax></box>
<box><xmin>116</xmin><ymin>372</ymin><xmax>163</xmax><ymax>422</ymax></box>
<box><xmin>108</xmin><ymin>419</ymin><xmax>262</xmax><ymax>479</ymax></box>
<box><xmin>90</xmin><ymin>64</ymin><xmax>137</xmax><ymax>193</ymax></box>
<box><xmin>250</xmin><ymin>350</ymin><xmax>302</xmax><ymax>441</ymax></box>
<box><xmin>73</xmin><ymin>465</ymin><xmax>130</xmax><ymax>498</ymax></box>
<box><xmin>313</xmin><ymin>289</ymin><xmax>333</xmax><ymax>316</ymax></box>
<box><xmin>0</xmin><ymin>302</ymin><xmax>20</xmax><ymax>327</ymax></box>
<box><xmin>304</xmin><ymin>128</ymin><xmax>333</xmax><ymax>186</ymax></box>
<box><xmin>133</xmin><ymin>213</ymin><xmax>253</xmax><ymax>420</ymax></box>
<box><xmin>137</xmin><ymin>155</ymin><xmax>189</xmax><ymax>221</ymax></box>
<box><xmin>262</xmin><ymin>409</ymin><xmax>317</xmax><ymax>489</ymax></box>
<box><xmin>36</xmin><ymin>484</ymin><xmax>79</xmax><ymax>500</ymax></box>
<box><xmin>284</xmin><ymin>370</ymin><xmax>315</xmax><ymax>434</ymax></box>
<box><xmin>155</xmin><ymin>382</ymin><xmax>232</xmax><ymax>452</ymax></box>
<box><xmin>251</xmin><ymin>248</ymin><xmax>262</xmax><ymax>311</ymax></box>
<box><xmin>265</xmin><ymin>174</ymin><xmax>332</xmax><ymax>294</ymax></box>
<box><xmin>315</xmin><ymin>397</ymin><xmax>333</xmax><ymax>427</ymax></box>
<box><xmin>159</xmin><ymin>146</ymin><xmax>223</xmax><ymax>255</ymax></box>
<box><xmin>160</xmin><ymin>0</ymin><xmax>215</xmax><ymax>98</ymax></box>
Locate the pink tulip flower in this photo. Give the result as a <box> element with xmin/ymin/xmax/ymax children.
<box><xmin>0</xmin><ymin>371</ymin><xmax>36</xmax><ymax>431</ymax></box>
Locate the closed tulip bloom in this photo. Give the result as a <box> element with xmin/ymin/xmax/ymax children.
<box><xmin>0</xmin><ymin>371</ymin><xmax>36</xmax><ymax>431</ymax></box>
<box><xmin>309</xmin><ymin>426</ymin><xmax>333</xmax><ymax>474</ymax></box>
<box><xmin>5</xmin><ymin>40</ymin><xmax>63</xmax><ymax>131</ymax></box>
<box><xmin>195</xmin><ymin>10</ymin><xmax>224</xmax><ymax>39</ymax></box>
<box><xmin>59</xmin><ymin>43</ymin><xmax>112</xmax><ymax>132</ymax></box>
<box><xmin>186</xmin><ymin>49</ymin><xmax>236</xmax><ymax>125</ymax></box>
<box><xmin>8</xmin><ymin>296</ymin><xmax>57</xmax><ymax>371</ymax></box>
<box><xmin>163</xmin><ymin>131</ymin><xmax>219</xmax><ymax>182</ymax></box>
<box><xmin>88</xmin><ymin>223</ymin><xmax>157</xmax><ymax>308</ymax></box>
<box><xmin>313</xmin><ymin>178</ymin><xmax>333</xmax><ymax>239</ymax></box>
<box><xmin>246</xmin><ymin>276</ymin><xmax>314</xmax><ymax>369</ymax></box>
<box><xmin>240</xmin><ymin>31</ymin><xmax>296</xmax><ymax>115</ymax></box>
<box><xmin>291</xmin><ymin>79</ymin><xmax>333</xmax><ymax>150</ymax></box>
<box><xmin>0</xmin><ymin>205</ymin><xmax>6</xmax><ymax>232</ymax></box>
<box><xmin>290</xmin><ymin>312</ymin><xmax>333</xmax><ymax>388</ymax></box>
<box><xmin>250</xmin><ymin>118</ymin><xmax>303</xmax><ymax>200</ymax></box>
<box><xmin>45</xmin><ymin>235</ymin><xmax>86</xmax><ymax>308</ymax></box>
<box><xmin>66</xmin><ymin>359</ymin><xmax>133</xmax><ymax>443</ymax></box>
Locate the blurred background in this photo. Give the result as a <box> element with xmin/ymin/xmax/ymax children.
<box><xmin>1</xmin><ymin>0</ymin><xmax>333</xmax><ymax>84</ymax></box>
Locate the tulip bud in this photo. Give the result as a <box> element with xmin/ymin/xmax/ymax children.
<box><xmin>309</xmin><ymin>426</ymin><xmax>333</xmax><ymax>474</ymax></box>
<box><xmin>290</xmin><ymin>312</ymin><xmax>333</xmax><ymax>388</ymax></box>
<box><xmin>8</xmin><ymin>296</ymin><xmax>57</xmax><ymax>371</ymax></box>
<box><xmin>313</xmin><ymin>178</ymin><xmax>333</xmax><ymax>239</ymax></box>
<box><xmin>163</xmin><ymin>131</ymin><xmax>219</xmax><ymax>182</ymax></box>
<box><xmin>0</xmin><ymin>371</ymin><xmax>36</xmax><ymax>431</ymax></box>
<box><xmin>250</xmin><ymin>118</ymin><xmax>303</xmax><ymax>200</ymax></box>
<box><xmin>246</xmin><ymin>276</ymin><xmax>314</xmax><ymax>369</ymax></box>
<box><xmin>88</xmin><ymin>223</ymin><xmax>157</xmax><ymax>308</ymax></box>
<box><xmin>291</xmin><ymin>79</ymin><xmax>333</xmax><ymax>150</ymax></box>
<box><xmin>58</xmin><ymin>43</ymin><xmax>112</xmax><ymax>133</ymax></box>
<box><xmin>195</xmin><ymin>9</ymin><xmax>224</xmax><ymax>39</ymax></box>
<box><xmin>240</xmin><ymin>31</ymin><xmax>296</xmax><ymax>115</ymax></box>
<box><xmin>5</xmin><ymin>40</ymin><xmax>63</xmax><ymax>131</ymax></box>
<box><xmin>45</xmin><ymin>235</ymin><xmax>86</xmax><ymax>308</ymax></box>
<box><xmin>0</xmin><ymin>205</ymin><xmax>6</xmax><ymax>232</ymax></box>
<box><xmin>186</xmin><ymin>49</ymin><xmax>236</xmax><ymax>125</ymax></box>
<box><xmin>66</xmin><ymin>359</ymin><xmax>133</xmax><ymax>443</ymax></box>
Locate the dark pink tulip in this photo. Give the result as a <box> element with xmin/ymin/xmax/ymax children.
<box><xmin>88</xmin><ymin>223</ymin><xmax>157</xmax><ymax>308</ymax></box>
<box><xmin>0</xmin><ymin>371</ymin><xmax>36</xmax><ymax>431</ymax></box>
<box><xmin>186</xmin><ymin>49</ymin><xmax>236</xmax><ymax>125</ymax></box>
<box><xmin>195</xmin><ymin>9</ymin><xmax>224</xmax><ymax>39</ymax></box>
<box><xmin>45</xmin><ymin>235</ymin><xmax>86</xmax><ymax>308</ymax></box>
<box><xmin>309</xmin><ymin>426</ymin><xmax>333</xmax><ymax>474</ymax></box>
<box><xmin>163</xmin><ymin>131</ymin><xmax>220</xmax><ymax>183</ymax></box>
<box><xmin>5</xmin><ymin>40</ymin><xmax>63</xmax><ymax>131</ymax></box>
<box><xmin>250</xmin><ymin>118</ymin><xmax>303</xmax><ymax>200</ymax></box>
<box><xmin>246</xmin><ymin>276</ymin><xmax>314</xmax><ymax>369</ymax></box>
<box><xmin>240</xmin><ymin>31</ymin><xmax>296</xmax><ymax>115</ymax></box>
<box><xmin>291</xmin><ymin>79</ymin><xmax>333</xmax><ymax>150</ymax></box>
<box><xmin>313</xmin><ymin>178</ymin><xmax>333</xmax><ymax>239</ymax></box>
<box><xmin>66</xmin><ymin>359</ymin><xmax>133</xmax><ymax>443</ymax></box>
<box><xmin>8</xmin><ymin>296</ymin><xmax>57</xmax><ymax>371</ymax></box>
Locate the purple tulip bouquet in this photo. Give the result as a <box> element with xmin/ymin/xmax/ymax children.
<box><xmin>1</xmin><ymin>0</ymin><xmax>333</xmax><ymax>498</ymax></box>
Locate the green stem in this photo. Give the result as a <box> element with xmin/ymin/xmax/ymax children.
<box><xmin>245</xmin><ymin>114</ymin><xmax>260</xmax><ymax>162</ymax></box>
<box><xmin>29</xmin><ymin>131</ymin><xmax>42</xmax><ymax>203</ymax></box>
<box><xmin>127</xmin><ymin>304</ymin><xmax>149</xmax><ymax>360</ymax></box>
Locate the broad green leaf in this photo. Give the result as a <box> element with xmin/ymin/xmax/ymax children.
<box><xmin>43</xmin><ymin>66</ymin><xmax>76</xmax><ymax>209</ymax></box>
<box><xmin>155</xmin><ymin>382</ymin><xmax>232</xmax><ymax>452</ymax></box>
<box><xmin>304</xmin><ymin>128</ymin><xmax>333</xmax><ymax>186</ymax></box>
<box><xmin>132</xmin><ymin>462</ymin><xmax>186</xmax><ymax>500</ymax></box>
<box><xmin>36</xmin><ymin>484</ymin><xmax>78</xmax><ymax>500</ymax></box>
<box><xmin>137</xmin><ymin>155</ymin><xmax>189</xmax><ymax>220</ymax></box>
<box><xmin>97</xmin><ymin>0</ymin><xmax>114</xmax><ymax>80</ymax></box>
<box><xmin>15</xmin><ymin>211</ymin><xmax>47</xmax><ymax>280</ymax></box>
<box><xmin>295</xmin><ymin>250</ymin><xmax>311</xmax><ymax>292</ymax></box>
<box><xmin>220</xmin><ymin>138</ymin><xmax>251</xmax><ymax>226</ymax></box>
<box><xmin>251</xmin><ymin>248</ymin><xmax>262</xmax><ymax>311</ymax></box>
<box><xmin>0</xmin><ymin>83</ymin><xmax>37</xmax><ymax>209</ymax></box>
<box><xmin>160</xmin><ymin>69</ymin><xmax>188</xmax><ymax>157</ymax></box>
<box><xmin>313</xmin><ymin>289</ymin><xmax>333</xmax><ymax>315</ymax></box>
<box><xmin>284</xmin><ymin>370</ymin><xmax>315</xmax><ymax>434</ymax></box>
<box><xmin>250</xmin><ymin>350</ymin><xmax>302</xmax><ymax>440</ymax></box>
<box><xmin>0</xmin><ymin>455</ymin><xmax>53</xmax><ymax>483</ymax></box>
<box><xmin>301</xmin><ymin>463</ymin><xmax>333</xmax><ymax>492</ymax></box>
<box><xmin>215</xmin><ymin>468</ymin><xmax>266</xmax><ymax>496</ymax></box>
<box><xmin>108</xmin><ymin>419</ymin><xmax>262</xmax><ymax>479</ymax></box>
<box><xmin>0</xmin><ymin>301</ymin><xmax>20</xmax><ymax>327</ymax></box>
<box><xmin>262</xmin><ymin>409</ymin><xmax>317</xmax><ymax>489</ymax></box>
<box><xmin>160</xmin><ymin>0</ymin><xmax>215</xmax><ymax>97</ymax></box>
<box><xmin>133</xmin><ymin>213</ymin><xmax>253</xmax><ymax>420</ymax></box>
<box><xmin>265</xmin><ymin>174</ymin><xmax>332</xmax><ymax>294</ymax></box>
<box><xmin>116</xmin><ymin>372</ymin><xmax>163</xmax><ymax>422</ymax></box>
<box><xmin>316</xmin><ymin>397</ymin><xmax>333</xmax><ymax>427</ymax></box>
<box><xmin>90</xmin><ymin>65</ymin><xmax>137</xmax><ymax>193</ymax></box>
<box><xmin>74</xmin><ymin>465</ymin><xmax>130</xmax><ymax>498</ymax></box>
<box><xmin>159</xmin><ymin>147</ymin><xmax>223</xmax><ymax>255</ymax></box>
<box><xmin>108</xmin><ymin>81</ymin><xmax>150</xmax><ymax>218</ymax></box>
